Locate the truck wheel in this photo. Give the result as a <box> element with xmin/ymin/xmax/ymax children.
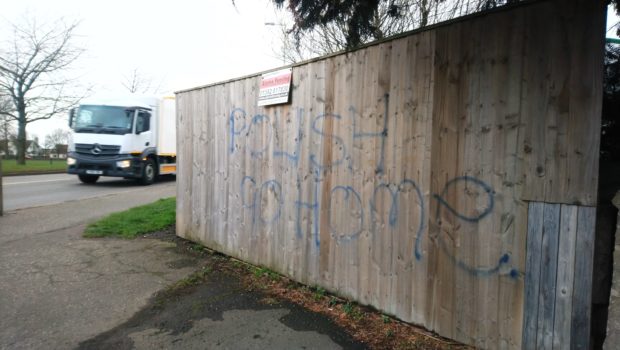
<box><xmin>139</xmin><ymin>159</ymin><xmax>156</xmax><ymax>186</ymax></box>
<box><xmin>78</xmin><ymin>174</ymin><xmax>99</xmax><ymax>184</ymax></box>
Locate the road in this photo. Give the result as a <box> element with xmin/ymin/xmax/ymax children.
<box><xmin>2</xmin><ymin>173</ymin><xmax>175</xmax><ymax>211</ymax></box>
<box><xmin>0</xmin><ymin>174</ymin><xmax>359</xmax><ymax>349</ymax></box>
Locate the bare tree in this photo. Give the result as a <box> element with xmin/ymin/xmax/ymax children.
<box><xmin>44</xmin><ymin>128</ymin><xmax>69</xmax><ymax>158</ymax></box>
<box><xmin>0</xmin><ymin>17</ymin><xmax>86</xmax><ymax>164</ymax></box>
<box><xmin>275</xmin><ymin>0</ymin><xmax>521</xmax><ymax>63</ymax></box>
<box><xmin>121</xmin><ymin>67</ymin><xmax>165</xmax><ymax>94</ymax></box>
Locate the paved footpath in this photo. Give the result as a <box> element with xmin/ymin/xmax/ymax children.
<box><xmin>0</xmin><ymin>183</ymin><xmax>363</xmax><ymax>349</ymax></box>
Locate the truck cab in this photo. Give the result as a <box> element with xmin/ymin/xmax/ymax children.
<box><xmin>66</xmin><ymin>95</ymin><xmax>176</xmax><ymax>185</ymax></box>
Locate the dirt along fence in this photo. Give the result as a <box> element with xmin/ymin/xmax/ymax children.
<box><xmin>175</xmin><ymin>0</ymin><xmax>606</xmax><ymax>348</ymax></box>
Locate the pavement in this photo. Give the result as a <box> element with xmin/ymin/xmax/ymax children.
<box><xmin>0</xmin><ymin>180</ymin><xmax>364</xmax><ymax>350</ymax></box>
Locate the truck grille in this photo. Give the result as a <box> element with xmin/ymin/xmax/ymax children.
<box><xmin>75</xmin><ymin>143</ymin><xmax>121</xmax><ymax>156</ymax></box>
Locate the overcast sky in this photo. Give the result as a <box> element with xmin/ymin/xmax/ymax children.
<box><xmin>1</xmin><ymin>1</ymin><xmax>619</xmax><ymax>142</ymax></box>
<box><xmin>1</xmin><ymin>0</ymin><xmax>286</xmax><ymax>140</ymax></box>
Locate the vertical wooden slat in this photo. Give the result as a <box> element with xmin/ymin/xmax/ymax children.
<box><xmin>375</xmin><ymin>41</ymin><xmax>395</xmax><ymax>316</ymax></box>
<box><xmin>428</xmin><ymin>21</ymin><xmax>465</xmax><ymax>339</ymax></box>
<box><xmin>454</xmin><ymin>17</ymin><xmax>478</xmax><ymax>345</ymax></box>
<box><xmin>409</xmin><ymin>30</ymin><xmax>435</xmax><ymax>328</ymax></box>
<box><xmin>334</xmin><ymin>49</ymin><xmax>351</xmax><ymax>295</ymax></box>
<box><xmin>571</xmin><ymin>206</ymin><xmax>596</xmax><ymax>350</ymax></box>
<box><xmin>493</xmin><ymin>9</ymin><xmax>526</xmax><ymax>349</ymax></box>
<box><xmin>310</xmin><ymin>59</ymin><xmax>327</xmax><ymax>285</ymax></box>
<box><xmin>320</xmin><ymin>52</ymin><xmax>344</xmax><ymax>288</ymax></box>
<box><xmin>523</xmin><ymin>201</ymin><xmax>544</xmax><ymax>349</ymax></box>
<box><xmin>389</xmin><ymin>36</ymin><xmax>412</xmax><ymax>322</ymax></box>
<box><xmin>175</xmin><ymin>94</ymin><xmax>187</xmax><ymax>238</ymax></box>
<box><xmin>475</xmin><ymin>18</ymin><xmax>497</xmax><ymax>347</ymax></box>
<box><xmin>536</xmin><ymin>203</ymin><xmax>560</xmax><ymax>349</ymax></box>
<box><xmin>298</xmin><ymin>64</ymin><xmax>313</xmax><ymax>285</ymax></box>
<box><xmin>552</xmin><ymin>204</ymin><xmax>578</xmax><ymax>349</ymax></box>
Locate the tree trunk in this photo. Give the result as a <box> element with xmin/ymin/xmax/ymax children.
<box><xmin>2</xmin><ymin>139</ymin><xmax>7</xmax><ymax>160</ymax></box>
<box><xmin>16</xmin><ymin>102</ymin><xmax>26</xmax><ymax>165</ymax></box>
<box><xmin>1</xmin><ymin>121</ymin><xmax>7</xmax><ymax>160</ymax></box>
<box><xmin>16</xmin><ymin>121</ymin><xmax>26</xmax><ymax>165</ymax></box>
<box><xmin>420</xmin><ymin>0</ymin><xmax>430</xmax><ymax>27</ymax></box>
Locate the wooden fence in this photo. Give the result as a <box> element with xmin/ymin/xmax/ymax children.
<box><xmin>175</xmin><ymin>0</ymin><xmax>605</xmax><ymax>347</ymax></box>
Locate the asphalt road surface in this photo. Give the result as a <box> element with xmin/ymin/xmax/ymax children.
<box><xmin>2</xmin><ymin>173</ymin><xmax>176</xmax><ymax>211</ymax></box>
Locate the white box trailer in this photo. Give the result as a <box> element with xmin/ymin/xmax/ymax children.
<box><xmin>66</xmin><ymin>95</ymin><xmax>176</xmax><ymax>185</ymax></box>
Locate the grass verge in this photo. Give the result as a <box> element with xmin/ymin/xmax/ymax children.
<box><xmin>2</xmin><ymin>159</ymin><xmax>67</xmax><ymax>175</ymax></box>
<box><xmin>83</xmin><ymin>197</ymin><xmax>176</xmax><ymax>238</ymax></box>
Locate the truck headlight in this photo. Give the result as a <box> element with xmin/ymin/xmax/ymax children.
<box><xmin>116</xmin><ymin>160</ymin><xmax>131</xmax><ymax>168</ymax></box>
<box><xmin>67</xmin><ymin>157</ymin><xmax>76</xmax><ymax>166</ymax></box>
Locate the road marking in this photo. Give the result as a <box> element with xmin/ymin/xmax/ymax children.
<box><xmin>4</xmin><ymin>178</ymin><xmax>75</xmax><ymax>186</ymax></box>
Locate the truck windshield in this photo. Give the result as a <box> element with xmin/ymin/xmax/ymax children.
<box><xmin>73</xmin><ymin>105</ymin><xmax>134</xmax><ymax>134</ymax></box>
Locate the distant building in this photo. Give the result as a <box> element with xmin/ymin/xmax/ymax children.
<box><xmin>44</xmin><ymin>144</ymin><xmax>68</xmax><ymax>159</ymax></box>
<box><xmin>25</xmin><ymin>140</ymin><xmax>43</xmax><ymax>157</ymax></box>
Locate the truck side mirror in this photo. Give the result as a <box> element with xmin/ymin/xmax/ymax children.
<box><xmin>69</xmin><ymin>108</ymin><xmax>76</xmax><ymax>128</ymax></box>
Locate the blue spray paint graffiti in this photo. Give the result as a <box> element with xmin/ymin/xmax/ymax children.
<box><xmin>369</xmin><ymin>180</ymin><xmax>425</xmax><ymax>261</ymax></box>
<box><xmin>370</xmin><ymin>184</ymin><xmax>400</xmax><ymax>228</ymax></box>
<box><xmin>310</xmin><ymin>113</ymin><xmax>349</xmax><ymax>171</ymax></box>
<box><xmin>240</xmin><ymin>176</ymin><xmax>283</xmax><ymax>226</ymax></box>
<box><xmin>229</xmin><ymin>108</ymin><xmax>246</xmax><ymax>154</ymax></box>
<box><xmin>231</xmin><ymin>108</ymin><xmax>300</xmax><ymax>163</ymax></box>
<box><xmin>411</xmin><ymin>175</ymin><xmax>518</xmax><ymax>278</ymax></box>
<box><xmin>432</xmin><ymin>176</ymin><xmax>494</xmax><ymax>222</ymax></box>
<box><xmin>329</xmin><ymin>185</ymin><xmax>364</xmax><ymax>243</ymax></box>
<box><xmin>230</xmin><ymin>106</ymin><xmax>387</xmax><ymax>174</ymax></box>
<box><xmin>228</xmin><ymin>107</ymin><xmax>518</xmax><ymax>279</ymax></box>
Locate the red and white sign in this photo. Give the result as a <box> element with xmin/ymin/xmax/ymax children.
<box><xmin>258</xmin><ymin>68</ymin><xmax>292</xmax><ymax>106</ymax></box>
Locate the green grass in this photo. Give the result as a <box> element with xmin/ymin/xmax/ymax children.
<box><xmin>312</xmin><ymin>286</ymin><xmax>326</xmax><ymax>301</ymax></box>
<box><xmin>83</xmin><ymin>197</ymin><xmax>176</xmax><ymax>238</ymax></box>
<box><xmin>1</xmin><ymin>159</ymin><xmax>67</xmax><ymax>175</ymax></box>
<box><xmin>343</xmin><ymin>301</ymin><xmax>364</xmax><ymax>320</ymax></box>
<box><xmin>328</xmin><ymin>296</ymin><xmax>338</xmax><ymax>307</ymax></box>
<box><xmin>253</xmin><ymin>266</ymin><xmax>280</xmax><ymax>281</ymax></box>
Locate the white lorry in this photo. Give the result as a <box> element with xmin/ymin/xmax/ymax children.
<box><xmin>67</xmin><ymin>95</ymin><xmax>176</xmax><ymax>185</ymax></box>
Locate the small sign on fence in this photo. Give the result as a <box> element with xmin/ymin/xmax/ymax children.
<box><xmin>258</xmin><ymin>68</ymin><xmax>292</xmax><ymax>107</ymax></box>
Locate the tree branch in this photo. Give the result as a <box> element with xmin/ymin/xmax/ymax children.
<box><xmin>0</xmin><ymin>16</ymin><xmax>84</xmax><ymax>163</ymax></box>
